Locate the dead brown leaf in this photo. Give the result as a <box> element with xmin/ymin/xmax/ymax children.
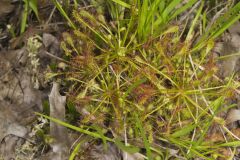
<box><xmin>49</xmin><ymin>82</ymin><xmax>69</xmax><ymax>159</ymax></box>
<box><xmin>226</xmin><ymin>109</ymin><xmax>240</xmax><ymax>124</ymax></box>
<box><xmin>0</xmin><ymin>1</ymin><xmax>14</xmax><ymax>19</ymax></box>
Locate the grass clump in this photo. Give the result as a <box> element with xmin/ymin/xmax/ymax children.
<box><xmin>47</xmin><ymin>0</ymin><xmax>240</xmax><ymax>159</ymax></box>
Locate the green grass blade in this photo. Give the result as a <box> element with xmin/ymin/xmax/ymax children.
<box><xmin>29</xmin><ymin>0</ymin><xmax>39</xmax><ymax>20</ymax></box>
<box><xmin>135</xmin><ymin>113</ymin><xmax>152</xmax><ymax>159</ymax></box>
<box><xmin>110</xmin><ymin>0</ymin><xmax>131</xmax><ymax>8</ymax></box>
<box><xmin>69</xmin><ymin>142</ymin><xmax>81</xmax><ymax>160</ymax></box>
<box><xmin>193</xmin><ymin>2</ymin><xmax>240</xmax><ymax>52</ymax></box>
<box><xmin>210</xmin><ymin>2</ymin><xmax>240</xmax><ymax>39</ymax></box>
<box><xmin>69</xmin><ymin>138</ymin><xmax>89</xmax><ymax>160</ymax></box>
<box><xmin>211</xmin><ymin>15</ymin><xmax>240</xmax><ymax>39</ymax></box>
<box><xmin>162</xmin><ymin>0</ymin><xmax>181</xmax><ymax>21</ymax></box>
<box><xmin>21</xmin><ymin>0</ymin><xmax>29</xmax><ymax>34</ymax></box>
<box><xmin>170</xmin><ymin>0</ymin><xmax>198</xmax><ymax>20</ymax></box>
<box><xmin>35</xmin><ymin>112</ymin><xmax>113</xmax><ymax>142</ymax></box>
<box><xmin>195</xmin><ymin>118</ymin><xmax>214</xmax><ymax>146</ymax></box>
<box><xmin>93</xmin><ymin>125</ymin><xmax>108</xmax><ymax>150</ymax></box>
<box><xmin>159</xmin><ymin>1</ymin><xmax>165</xmax><ymax>13</ymax></box>
<box><xmin>114</xmin><ymin>138</ymin><xmax>140</xmax><ymax>154</ymax></box>
<box><xmin>186</xmin><ymin>1</ymin><xmax>203</xmax><ymax>41</ymax></box>
<box><xmin>210</xmin><ymin>97</ymin><xmax>224</xmax><ymax>113</ymax></box>
<box><xmin>168</xmin><ymin>138</ymin><xmax>212</xmax><ymax>159</ymax></box>
<box><xmin>218</xmin><ymin>141</ymin><xmax>240</xmax><ymax>147</ymax></box>
<box><xmin>171</xmin><ymin>124</ymin><xmax>197</xmax><ymax>138</ymax></box>
<box><xmin>51</xmin><ymin>0</ymin><xmax>76</xmax><ymax>29</ymax></box>
<box><xmin>146</xmin><ymin>0</ymin><xmax>161</xmax><ymax>25</ymax></box>
<box><xmin>138</xmin><ymin>0</ymin><xmax>149</xmax><ymax>41</ymax></box>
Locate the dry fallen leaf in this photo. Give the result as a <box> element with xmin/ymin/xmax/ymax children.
<box><xmin>0</xmin><ymin>1</ymin><xmax>14</xmax><ymax>19</ymax></box>
<box><xmin>89</xmin><ymin>142</ymin><xmax>121</xmax><ymax>160</ymax></box>
<box><xmin>226</xmin><ymin>109</ymin><xmax>240</xmax><ymax>124</ymax></box>
<box><xmin>0</xmin><ymin>101</ymin><xmax>31</xmax><ymax>140</ymax></box>
<box><xmin>0</xmin><ymin>101</ymin><xmax>28</xmax><ymax>159</ymax></box>
<box><xmin>123</xmin><ymin>152</ymin><xmax>145</xmax><ymax>160</ymax></box>
<box><xmin>49</xmin><ymin>82</ymin><xmax>69</xmax><ymax>159</ymax></box>
<box><xmin>213</xmin><ymin>22</ymin><xmax>240</xmax><ymax>78</ymax></box>
<box><xmin>231</xmin><ymin>128</ymin><xmax>240</xmax><ymax>138</ymax></box>
<box><xmin>205</xmin><ymin>132</ymin><xmax>225</xmax><ymax>143</ymax></box>
<box><xmin>218</xmin><ymin>148</ymin><xmax>232</xmax><ymax>160</ymax></box>
<box><xmin>0</xmin><ymin>135</ymin><xmax>20</xmax><ymax>160</ymax></box>
<box><xmin>43</xmin><ymin>33</ymin><xmax>61</xmax><ymax>56</ymax></box>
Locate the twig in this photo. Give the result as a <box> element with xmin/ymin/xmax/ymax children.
<box><xmin>46</xmin><ymin>6</ymin><xmax>56</xmax><ymax>25</ymax></box>
<box><xmin>44</xmin><ymin>51</ymin><xmax>69</xmax><ymax>64</ymax></box>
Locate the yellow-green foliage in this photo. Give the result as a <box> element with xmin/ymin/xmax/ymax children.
<box><xmin>51</xmin><ymin>0</ymin><xmax>240</xmax><ymax>159</ymax></box>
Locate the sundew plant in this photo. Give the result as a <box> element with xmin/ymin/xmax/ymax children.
<box><xmin>43</xmin><ymin>0</ymin><xmax>240</xmax><ymax>159</ymax></box>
